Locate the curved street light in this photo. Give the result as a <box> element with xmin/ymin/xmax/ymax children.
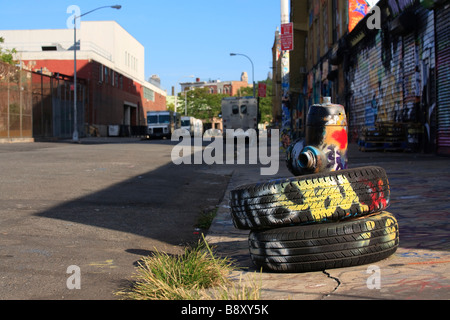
<box><xmin>72</xmin><ymin>5</ymin><xmax>122</xmax><ymax>142</ymax></box>
<box><xmin>230</xmin><ymin>53</ymin><xmax>255</xmax><ymax>98</ymax></box>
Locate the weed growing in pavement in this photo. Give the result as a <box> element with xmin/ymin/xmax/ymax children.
<box><xmin>115</xmin><ymin>236</ymin><xmax>261</xmax><ymax>300</ymax></box>
<box><xmin>196</xmin><ymin>207</ymin><xmax>218</xmax><ymax>230</ymax></box>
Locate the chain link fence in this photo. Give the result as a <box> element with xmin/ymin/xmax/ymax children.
<box><xmin>32</xmin><ymin>71</ymin><xmax>86</xmax><ymax>139</ymax></box>
<box><xmin>1</xmin><ymin>61</ymin><xmax>87</xmax><ymax>140</ymax></box>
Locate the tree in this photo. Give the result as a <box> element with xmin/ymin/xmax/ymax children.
<box><xmin>0</xmin><ymin>37</ymin><xmax>17</xmax><ymax>65</ymax></box>
<box><xmin>178</xmin><ymin>87</ymin><xmax>228</xmax><ymax>120</ymax></box>
<box><xmin>257</xmin><ymin>78</ymin><xmax>274</xmax><ymax>124</ymax></box>
<box><xmin>177</xmin><ymin>77</ymin><xmax>274</xmax><ymax>124</ymax></box>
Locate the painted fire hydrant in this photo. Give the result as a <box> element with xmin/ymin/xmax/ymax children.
<box><xmin>287</xmin><ymin>97</ymin><xmax>348</xmax><ymax>176</ymax></box>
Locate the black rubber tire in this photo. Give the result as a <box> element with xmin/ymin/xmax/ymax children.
<box><xmin>230</xmin><ymin>166</ymin><xmax>390</xmax><ymax>230</ymax></box>
<box><xmin>248</xmin><ymin>211</ymin><xmax>399</xmax><ymax>273</ymax></box>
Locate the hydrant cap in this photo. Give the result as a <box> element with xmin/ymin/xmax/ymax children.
<box><xmin>306</xmin><ymin>97</ymin><xmax>347</xmax><ymax>126</ymax></box>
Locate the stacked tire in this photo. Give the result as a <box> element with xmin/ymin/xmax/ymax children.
<box><xmin>229</xmin><ymin>166</ymin><xmax>399</xmax><ymax>272</ymax></box>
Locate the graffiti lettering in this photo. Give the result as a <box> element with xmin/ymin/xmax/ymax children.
<box><xmin>278</xmin><ymin>175</ymin><xmax>368</xmax><ymax>221</ymax></box>
<box><xmin>331</xmin><ymin>128</ymin><xmax>348</xmax><ymax>150</ymax></box>
<box><xmin>363</xmin><ymin>179</ymin><xmax>388</xmax><ymax>211</ymax></box>
<box><xmin>326</xmin><ymin>146</ymin><xmax>346</xmax><ymax>170</ymax></box>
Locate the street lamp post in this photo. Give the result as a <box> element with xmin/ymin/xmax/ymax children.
<box><xmin>230</xmin><ymin>53</ymin><xmax>255</xmax><ymax>98</ymax></box>
<box><xmin>72</xmin><ymin>5</ymin><xmax>121</xmax><ymax>142</ymax></box>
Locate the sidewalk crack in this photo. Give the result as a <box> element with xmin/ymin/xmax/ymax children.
<box><xmin>322</xmin><ymin>270</ymin><xmax>341</xmax><ymax>299</ymax></box>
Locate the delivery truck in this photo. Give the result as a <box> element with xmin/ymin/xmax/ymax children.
<box><xmin>221</xmin><ymin>96</ymin><xmax>259</xmax><ymax>140</ymax></box>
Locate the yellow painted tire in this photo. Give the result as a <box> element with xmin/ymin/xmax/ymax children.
<box><xmin>249</xmin><ymin>211</ymin><xmax>399</xmax><ymax>273</ymax></box>
<box><xmin>230</xmin><ymin>166</ymin><xmax>389</xmax><ymax>230</ymax></box>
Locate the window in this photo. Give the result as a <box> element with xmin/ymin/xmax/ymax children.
<box><xmin>159</xmin><ymin>115</ymin><xmax>170</xmax><ymax>123</ymax></box>
<box><xmin>232</xmin><ymin>105</ymin><xmax>239</xmax><ymax>115</ymax></box>
<box><xmin>42</xmin><ymin>46</ymin><xmax>57</xmax><ymax>51</ymax></box>
<box><xmin>147</xmin><ymin>115</ymin><xmax>158</xmax><ymax>124</ymax></box>
<box><xmin>241</xmin><ymin>105</ymin><xmax>247</xmax><ymax>114</ymax></box>
<box><xmin>144</xmin><ymin>87</ymin><xmax>155</xmax><ymax>101</ymax></box>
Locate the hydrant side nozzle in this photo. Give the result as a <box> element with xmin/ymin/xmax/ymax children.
<box><xmin>298</xmin><ymin>146</ymin><xmax>325</xmax><ymax>171</ymax></box>
<box><xmin>298</xmin><ymin>149</ymin><xmax>316</xmax><ymax>169</ymax></box>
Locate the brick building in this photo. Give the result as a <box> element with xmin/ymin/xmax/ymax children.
<box><xmin>1</xmin><ymin>21</ymin><xmax>166</xmax><ymax>138</ymax></box>
<box><xmin>179</xmin><ymin>72</ymin><xmax>252</xmax><ymax>96</ymax></box>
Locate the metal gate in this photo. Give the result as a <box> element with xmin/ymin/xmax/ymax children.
<box><xmin>32</xmin><ymin>72</ymin><xmax>86</xmax><ymax>139</ymax></box>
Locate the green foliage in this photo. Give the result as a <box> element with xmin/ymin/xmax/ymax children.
<box><xmin>178</xmin><ymin>77</ymin><xmax>274</xmax><ymax>124</ymax></box>
<box><xmin>116</xmin><ymin>238</ymin><xmax>234</xmax><ymax>300</ymax></box>
<box><xmin>178</xmin><ymin>87</ymin><xmax>228</xmax><ymax>120</ymax></box>
<box><xmin>0</xmin><ymin>37</ymin><xmax>17</xmax><ymax>65</ymax></box>
<box><xmin>116</xmin><ymin>237</ymin><xmax>261</xmax><ymax>300</ymax></box>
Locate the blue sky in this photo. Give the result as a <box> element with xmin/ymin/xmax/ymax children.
<box><xmin>0</xmin><ymin>0</ymin><xmax>281</xmax><ymax>93</ymax></box>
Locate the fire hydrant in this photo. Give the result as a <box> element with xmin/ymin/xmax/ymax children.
<box><xmin>287</xmin><ymin>97</ymin><xmax>348</xmax><ymax>176</ymax></box>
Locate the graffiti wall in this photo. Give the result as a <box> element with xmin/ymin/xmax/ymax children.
<box><xmin>435</xmin><ymin>3</ymin><xmax>450</xmax><ymax>155</ymax></box>
<box><xmin>346</xmin><ymin>5</ymin><xmax>437</xmax><ymax>153</ymax></box>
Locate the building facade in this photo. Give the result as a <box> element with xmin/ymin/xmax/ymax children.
<box><xmin>282</xmin><ymin>0</ymin><xmax>450</xmax><ymax>155</ymax></box>
<box><xmin>1</xmin><ymin>21</ymin><xmax>166</xmax><ymax>138</ymax></box>
<box><xmin>179</xmin><ymin>72</ymin><xmax>251</xmax><ymax>96</ymax></box>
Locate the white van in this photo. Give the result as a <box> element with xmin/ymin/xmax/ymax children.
<box><xmin>147</xmin><ymin>111</ymin><xmax>180</xmax><ymax>138</ymax></box>
<box><xmin>221</xmin><ymin>96</ymin><xmax>259</xmax><ymax>139</ymax></box>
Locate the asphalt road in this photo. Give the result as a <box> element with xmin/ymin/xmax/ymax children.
<box><xmin>0</xmin><ymin>138</ymin><xmax>231</xmax><ymax>299</ymax></box>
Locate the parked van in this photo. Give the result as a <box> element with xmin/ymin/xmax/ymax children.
<box><xmin>147</xmin><ymin>111</ymin><xmax>180</xmax><ymax>139</ymax></box>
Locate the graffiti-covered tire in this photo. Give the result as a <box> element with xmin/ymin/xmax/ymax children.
<box><xmin>230</xmin><ymin>166</ymin><xmax>389</xmax><ymax>230</ymax></box>
<box><xmin>248</xmin><ymin>211</ymin><xmax>399</xmax><ymax>273</ymax></box>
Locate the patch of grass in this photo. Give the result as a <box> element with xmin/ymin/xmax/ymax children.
<box><xmin>196</xmin><ymin>207</ymin><xmax>218</xmax><ymax>230</ymax></box>
<box><xmin>116</xmin><ymin>236</ymin><xmax>261</xmax><ymax>300</ymax></box>
<box><xmin>204</xmin><ymin>275</ymin><xmax>262</xmax><ymax>300</ymax></box>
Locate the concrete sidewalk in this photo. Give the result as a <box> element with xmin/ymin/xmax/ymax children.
<box><xmin>206</xmin><ymin>143</ymin><xmax>450</xmax><ymax>300</ymax></box>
